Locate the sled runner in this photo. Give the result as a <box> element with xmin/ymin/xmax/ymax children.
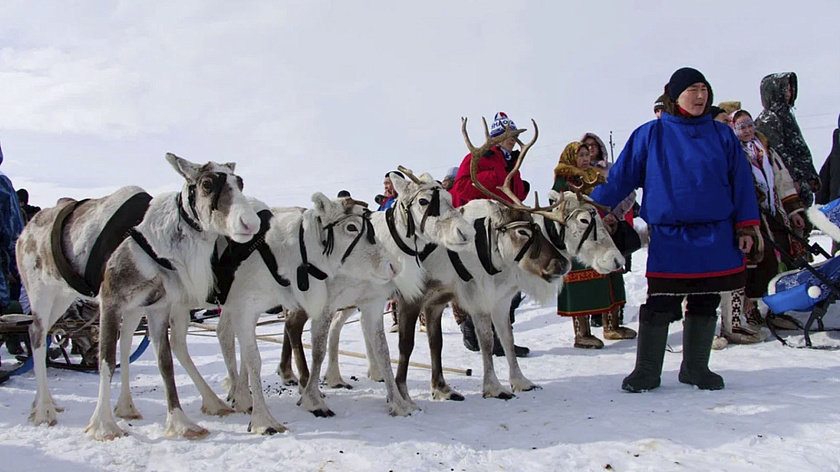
<box><xmin>0</xmin><ymin>302</ymin><xmax>150</xmax><ymax>383</ymax></box>
<box><xmin>762</xmin><ymin>198</ymin><xmax>840</xmax><ymax>347</ymax></box>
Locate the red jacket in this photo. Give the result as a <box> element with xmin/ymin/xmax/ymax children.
<box><xmin>449</xmin><ymin>146</ymin><xmax>528</xmax><ymax>207</ymax></box>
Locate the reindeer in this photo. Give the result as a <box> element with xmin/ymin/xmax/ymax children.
<box><xmin>271</xmin><ymin>170</ymin><xmax>475</xmax><ymax>415</ymax></box>
<box><xmin>389</xmin><ymin>118</ymin><xmax>625</xmax><ymax>401</ymax></box>
<box><xmin>15</xmin><ymin>153</ymin><xmax>261</xmax><ymax>440</ymax></box>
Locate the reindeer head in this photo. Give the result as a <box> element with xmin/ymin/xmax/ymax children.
<box><xmin>545</xmin><ymin>190</ymin><xmax>624</xmax><ymax>274</ymax></box>
<box><xmin>166</xmin><ymin>153</ymin><xmax>260</xmax><ymax>243</ymax></box>
<box><xmin>463</xmin><ymin>200</ymin><xmax>570</xmax><ymax>284</ymax></box>
<box><xmin>311</xmin><ymin>192</ymin><xmax>399</xmax><ymax>284</ymax></box>
<box><xmin>388</xmin><ymin>167</ymin><xmax>474</xmax><ymax>251</ymax></box>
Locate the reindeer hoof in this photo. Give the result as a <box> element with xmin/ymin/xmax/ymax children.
<box><xmin>329</xmin><ymin>382</ymin><xmax>353</xmax><ymax>390</ymax></box>
<box><xmin>312</xmin><ymin>408</ymin><xmax>335</xmax><ymax>418</ymax></box>
<box><xmin>183</xmin><ymin>427</ymin><xmax>210</xmax><ymax>440</ymax></box>
<box><xmin>449</xmin><ymin>392</ymin><xmax>465</xmax><ymax>401</ymax></box>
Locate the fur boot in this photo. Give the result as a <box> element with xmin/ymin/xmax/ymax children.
<box><xmin>622</xmin><ymin>305</ymin><xmax>671</xmax><ymax>393</ymax></box>
<box><xmin>604</xmin><ymin>306</ymin><xmax>637</xmax><ymax>340</ymax></box>
<box><xmin>573</xmin><ymin>316</ymin><xmax>604</xmax><ymax>349</ymax></box>
<box><xmin>679</xmin><ymin>315</ymin><xmax>725</xmax><ymax>390</ymax></box>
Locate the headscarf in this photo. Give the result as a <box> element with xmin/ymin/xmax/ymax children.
<box><xmin>554</xmin><ymin>142</ymin><xmax>604</xmax><ymax>195</ymax></box>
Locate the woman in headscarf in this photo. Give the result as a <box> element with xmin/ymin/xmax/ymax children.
<box><xmin>552</xmin><ymin>142</ymin><xmax>636</xmax><ymax>348</ymax></box>
<box><xmin>729</xmin><ymin>109</ymin><xmax>807</xmax><ymax>335</ymax></box>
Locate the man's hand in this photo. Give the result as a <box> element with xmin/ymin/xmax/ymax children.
<box><xmin>790</xmin><ymin>213</ymin><xmax>806</xmax><ymax>230</ymax></box>
<box><xmin>738</xmin><ymin>235</ymin><xmax>754</xmax><ymax>254</ymax></box>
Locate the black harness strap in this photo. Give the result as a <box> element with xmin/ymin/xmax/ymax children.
<box><xmin>323</xmin><ymin>210</ymin><xmax>377</xmax><ymax>264</ymax></box>
<box><xmin>85</xmin><ymin>192</ymin><xmax>154</xmax><ymax>291</ymax></box>
<box><xmin>447</xmin><ymin>250</ymin><xmax>474</xmax><ymax>282</ymax></box>
<box><xmin>512</xmin><ymin>223</ymin><xmax>540</xmax><ymax>262</ymax></box>
<box><xmin>51</xmin><ymin>199</ymin><xmax>95</xmax><ymax>297</ymax></box>
<box><xmin>177</xmin><ymin>190</ymin><xmax>203</xmax><ymax>232</ymax></box>
<box><xmin>128</xmin><ymin>228</ymin><xmax>175</xmax><ymax>271</ymax></box>
<box><xmin>296</xmin><ymin>222</ymin><xmax>328</xmax><ymax>292</ymax></box>
<box><xmin>575</xmin><ymin>209</ymin><xmax>598</xmax><ymax>254</ymax></box>
<box><xmin>51</xmin><ymin>192</ymin><xmax>156</xmax><ymax>297</ymax></box>
<box><xmin>209</xmin><ymin>210</ymin><xmax>290</xmax><ymax>305</ymax></box>
<box><xmin>474</xmin><ymin>218</ymin><xmax>501</xmax><ymax>275</ymax></box>
<box><xmin>543</xmin><ymin>218</ymin><xmax>566</xmax><ymax>251</ymax></box>
<box><xmin>385</xmin><ymin>207</ymin><xmax>437</xmax><ymax>263</ymax></box>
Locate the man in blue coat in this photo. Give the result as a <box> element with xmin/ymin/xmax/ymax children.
<box><xmin>590</xmin><ymin>68</ymin><xmax>761</xmax><ymax>393</ymax></box>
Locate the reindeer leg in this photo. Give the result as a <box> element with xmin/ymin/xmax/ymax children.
<box><xmin>232</xmin><ymin>309</ymin><xmax>286</xmax><ymax>435</ymax></box>
<box><xmin>114</xmin><ymin>311</ymin><xmax>144</xmax><ymax>420</ymax></box>
<box><xmin>472</xmin><ymin>311</ymin><xmax>513</xmax><ymax>399</ymax></box>
<box><xmin>395</xmin><ymin>295</ymin><xmax>421</xmax><ymax>402</ymax></box>
<box><xmin>324</xmin><ymin>308</ymin><xmax>354</xmax><ymax>389</ymax></box>
<box><xmin>30</xmin><ymin>290</ymin><xmax>76</xmax><ymax>426</ymax></box>
<box><xmin>278</xmin><ymin>310</ymin><xmax>308</xmax><ymax>388</ymax></box>
<box><xmin>169</xmin><ymin>305</ymin><xmax>234</xmax><ymax>417</ymax></box>
<box><xmin>216</xmin><ymin>310</ymin><xmax>239</xmax><ymax>404</ymax></box>
<box><xmin>426</xmin><ymin>303</ymin><xmax>463</xmax><ymax>401</ymax></box>
<box><xmin>492</xmin><ymin>300</ymin><xmax>538</xmax><ymax>392</ymax></box>
<box><xmin>146</xmin><ymin>310</ymin><xmax>208</xmax><ymax>439</ymax></box>
<box><xmin>359</xmin><ymin>302</ymin><xmax>418</xmax><ymax>416</ymax></box>
<box><xmin>86</xmin><ymin>294</ymin><xmax>128</xmax><ymax>440</ymax></box>
<box><xmin>230</xmin><ymin>315</ymin><xmax>254</xmax><ymax>414</ymax></box>
<box><xmin>296</xmin><ymin>314</ymin><xmax>334</xmax><ymax>417</ymax></box>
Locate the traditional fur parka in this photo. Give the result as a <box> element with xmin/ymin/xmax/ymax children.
<box><xmin>755</xmin><ymin>72</ymin><xmax>820</xmax><ymax>205</ymax></box>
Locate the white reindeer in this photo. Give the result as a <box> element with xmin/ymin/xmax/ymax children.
<box><xmin>212</xmin><ymin>193</ymin><xmax>424</xmax><ymax>434</ymax></box>
<box><xmin>275</xmin><ymin>170</ymin><xmax>475</xmax><ymax>408</ymax></box>
<box><xmin>16</xmin><ymin>153</ymin><xmax>260</xmax><ymax>440</ymax></box>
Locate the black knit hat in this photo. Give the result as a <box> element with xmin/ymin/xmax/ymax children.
<box><xmin>653</xmin><ymin>93</ymin><xmax>667</xmax><ymax>112</ymax></box>
<box><xmin>668</xmin><ymin>67</ymin><xmax>710</xmax><ymax>101</ymax></box>
<box><xmin>709</xmin><ymin>106</ymin><xmax>726</xmax><ymax>118</ymax></box>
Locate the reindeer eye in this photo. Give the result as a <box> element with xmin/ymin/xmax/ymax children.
<box><xmin>418</xmin><ymin>198</ymin><xmax>429</xmax><ymax>206</ymax></box>
<box><xmin>517</xmin><ymin>229</ymin><xmax>530</xmax><ymax>237</ymax></box>
<box><xmin>580</xmin><ymin>218</ymin><xmax>590</xmax><ymax>224</ymax></box>
<box><xmin>201</xmin><ymin>179</ymin><xmax>213</xmax><ymax>192</ymax></box>
<box><xmin>347</xmin><ymin>223</ymin><xmax>359</xmax><ymax>232</ymax></box>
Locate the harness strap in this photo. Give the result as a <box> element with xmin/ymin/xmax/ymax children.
<box><xmin>85</xmin><ymin>192</ymin><xmax>154</xmax><ymax>290</ymax></box>
<box><xmin>209</xmin><ymin>210</ymin><xmax>289</xmax><ymax>305</ymax></box>
<box><xmin>513</xmin><ymin>223</ymin><xmax>539</xmax><ymax>262</ymax></box>
<box><xmin>51</xmin><ymin>192</ymin><xmax>155</xmax><ymax>297</ymax></box>
<box><xmin>474</xmin><ymin>218</ymin><xmax>501</xmax><ymax>275</ymax></box>
<box><xmin>128</xmin><ymin>228</ymin><xmax>175</xmax><ymax>271</ymax></box>
<box><xmin>447</xmin><ymin>250</ymin><xmax>474</xmax><ymax>282</ymax></box>
<box><xmin>177</xmin><ymin>190</ymin><xmax>203</xmax><ymax>232</ymax></box>
<box><xmin>543</xmin><ymin>218</ymin><xmax>566</xmax><ymax>250</ymax></box>
<box><xmin>51</xmin><ymin>199</ymin><xmax>96</xmax><ymax>297</ymax></box>
<box><xmin>297</xmin><ymin>222</ymin><xmax>328</xmax><ymax>292</ymax></box>
<box><xmin>386</xmin><ymin>207</ymin><xmax>437</xmax><ymax>263</ymax></box>
<box><xmin>576</xmin><ymin>213</ymin><xmax>597</xmax><ymax>253</ymax></box>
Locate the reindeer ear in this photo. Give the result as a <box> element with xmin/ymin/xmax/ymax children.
<box><xmin>547</xmin><ymin>189</ymin><xmax>562</xmax><ymax>203</ymax></box>
<box><xmin>389</xmin><ymin>172</ymin><xmax>410</xmax><ymax>196</ymax></box>
<box><xmin>221</xmin><ymin>162</ymin><xmax>236</xmax><ymax>172</ymax></box>
<box><xmin>311</xmin><ymin>192</ymin><xmax>332</xmax><ymax>214</ymax></box>
<box><xmin>166</xmin><ymin>153</ymin><xmax>202</xmax><ymax>183</ymax></box>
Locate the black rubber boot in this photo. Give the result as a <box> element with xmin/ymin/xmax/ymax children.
<box><xmin>679</xmin><ymin>315</ymin><xmax>724</xmax><ymax>390</ymax></box>
<box><xmin>492</xmin><ymin>331</ymin><xmax>530</xmax><ymax>357</ymax></box>
<box><xmin>622</xmin><ymin>306</ymin><xmax>670</xmax><ymax>393</ymax></box>
<box><xmin>460</xmin><ymin>316</ymin><xmax>480</xmax><ymax>352</ymax></box>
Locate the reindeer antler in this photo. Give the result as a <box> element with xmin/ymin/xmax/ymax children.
<box><xmin>396</xmin><ymin>165</ymin><xmax>422</xmax><ymax>184</ymax></box>
<box><xmin>568</xmin><ymin>173</ymin><xmax>611</xmax><ymax>213</ymax></box>
<box><xmin>462</xmin><ymin>116</ymin><xmax>563</xmax><ymax>221</ymax></box>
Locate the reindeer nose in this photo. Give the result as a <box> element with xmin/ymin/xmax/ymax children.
<box><xmin>240</xmin><ymin>216</ymin><xmax>258</xmax><ymax>235</ymax></box>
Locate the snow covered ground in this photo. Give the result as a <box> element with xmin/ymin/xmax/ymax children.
<box><xmin>2</xmin><ymin>239</ymin><xmax>840</xmax><ymax>472</ymax></box>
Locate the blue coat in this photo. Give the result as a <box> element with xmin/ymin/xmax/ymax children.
<box><xmin>0</xmin><ymin>142</ymin><xmax>24</xmax><ymax>309</ymax></box>
<box><xmin>590</xmin><ymin>113</ymin><xmax>760</xmax><ymax>279</ymax></box>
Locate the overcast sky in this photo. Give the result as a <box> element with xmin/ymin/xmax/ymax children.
<box><xmin>2</xmin><ymin>1</ymin><xmax>838</xmax><ymax>209</ymax></box>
